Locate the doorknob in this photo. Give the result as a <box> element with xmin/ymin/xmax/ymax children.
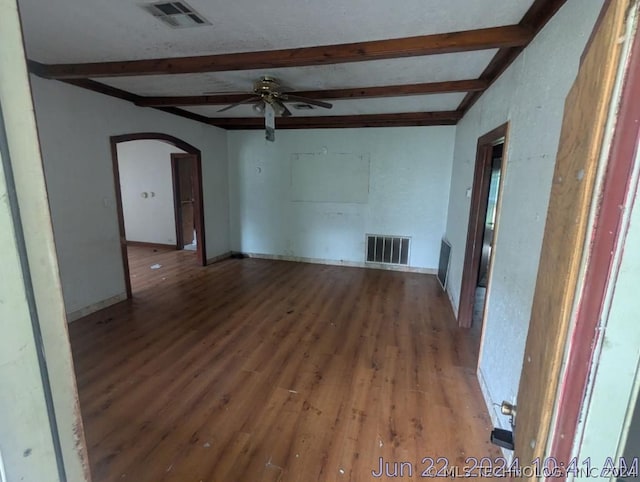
<box><xmin>500</xmin><ymin>400</ymin><xmax>516</xmax><ymax>428</ymax></box>
<box><xmin>490</xmin><ymin>401</ymin><xmax>517</xmax><ymax>451</ymax></box>
<box><xmin>501</xmin><ymin>401</ymin><xmax>516</xmax><ymax>417</ymax></box>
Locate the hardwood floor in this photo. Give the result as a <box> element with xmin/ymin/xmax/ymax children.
<box><xmin>70</xmin><ymin>246</ymin><xmax>499</xmax><ymax>482</ymax></box>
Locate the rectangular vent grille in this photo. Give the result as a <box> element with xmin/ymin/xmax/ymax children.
<box><xmin>366</xmin><ymin>235</ymin><xmax>410</xmax><ymax>265</ymax></box>
<box><xmin>143</xmin><ymin>1</ymin><xmax>210</xmax><ymax>28</ymax></box>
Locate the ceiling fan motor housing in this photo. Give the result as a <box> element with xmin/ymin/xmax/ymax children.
<box><xmin>254</xmin><ymin>76</ymin><xmax>282</xmax><ymax>95</ymax></box>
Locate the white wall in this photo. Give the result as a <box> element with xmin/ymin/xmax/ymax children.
<box><xmin>1</xmin><ymin>1</ymin><xmax>89</xmax><ymax>479</ymax></box>
<box><xmin>117</xmin><ymin>140</ymin><xmax>185</xmax><ymax>245</ymax></box>
<box><xmin>574</xmin><ymin>140</ymin><xmax>640</xmax><ymax>479</ymax></box>
<box><xmin>31</xmin><ymin>76</ymin><xmax>230</xmax><ymax>317</ymax></box>
<box><xmin>0</xmin><ymin>126</ymin><xmax>62</xmax><ymax>482</ymax></box>
<box><xmin>228</xmin><ymin>127</ymin><xmax>455</xmax><ymax>269</ymax></box>
<box><xmin>444</xmin><ymin>0</ymin><xmax>605</xmax><ymax>427</ymax></box>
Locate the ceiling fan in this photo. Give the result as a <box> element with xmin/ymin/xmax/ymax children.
<box><xmin>214</xmin><ymin>76</ymin><xmax>333</xmax><ymax>141</ymax></box>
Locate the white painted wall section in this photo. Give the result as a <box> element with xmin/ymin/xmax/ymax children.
<box><xmin>228</xmin><ymin>127</ymin><xmax>455</xmax><ymax>269</ymax></box>
<box><xmin>574</xmin><ymin>139</ymin><xmax>640</xmax><ymax>481</ymax></box>
<box><xmin>1</xmin><ymin>0</ymin><xmax>89</xmax><ymax>479</ymax></box>
<box><xmin>0</xmin><ymin>128</ymin><xmax>63</xmax><ymax>482</ymax></box>
<box><xmin>31</xmin><ymin>76</ymin><xmax>229</xmax><ymax>317</ymax></box>
<box><xmin>444</xmin><ymin>0</ymin><xmax>605</xmax><ymax>428</ymax></box>
<box><xmin>117</xmin><ymin>140</ymin><xmax>185</xmax><ymax>245</ymax></box>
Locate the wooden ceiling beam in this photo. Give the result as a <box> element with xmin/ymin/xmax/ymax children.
<box><xmin>134</xmin><ymin>79</ymin><xmax>488</xmax><ymax>107</ymax></box>
<box><xmin>60</xmin><ymin>76</ymin><xmax>462</xmax><ymax>128</ymax></box>
<box><xmin>28</xmin><ymin>25</ymin><xmax>533</xmax><ymax>80</ymax></box>
<box><xmin>62</xmin><ymin>78</ymin><xmax>213</xmax><ymax>125</ymax></box>
<box><xmin>520</xmin><ymin>0</ymin><xmax>570</xmax><ymax>34</ymax></box>
<box><xmin>456</xmin><ymin>0</ymin><xmax>569</xmax><ymax>115</ymax></box>
<box><xmin>210</xmin><ymin>111</ymin><xmax>462</xmax><ymax>130</ymax></box>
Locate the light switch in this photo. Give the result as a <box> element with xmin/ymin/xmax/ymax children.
<box><xmin>466</xmin><ymin>188</ymin><xmax>472</xmax><ymax>198</ymax></box>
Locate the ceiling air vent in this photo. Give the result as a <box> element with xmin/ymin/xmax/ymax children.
<box><xmin>143</xmin><ymin>1</ymin><xmax>211</xmax><ymax>28</ymax></box>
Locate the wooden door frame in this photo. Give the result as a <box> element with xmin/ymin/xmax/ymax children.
<box><xmin>512</xmin><ymin>0</ymin><xmax>634</xmax><ymax>467</ymax></box>
<box><xmin>110</xmin><ymin>132</ymin><xmax>207</xmax><ymax>299</ymax></box>
<box><xmin>547</xmin><ymin>11</ymin><xmax>640</xmax><ymax>465</ymax></box>
<box><xmin>457</xmin><ymin>123</ymin><xmax>509</xmax><ymax>328</ymax></box>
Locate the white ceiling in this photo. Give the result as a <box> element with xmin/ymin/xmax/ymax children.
<box><xmin>17</xmin><ymin>0</ymin><xmax>536</xmax><ymax>121</ymax></box>
<box><xmin>98</xmin><ymin>50</ymin><xmax>498</xmax><ymax>96</ymax></box>
<box><xmin>20</xmin><ymin>0</ymin><xmax>535</xmax><ymax>63</ymax></box>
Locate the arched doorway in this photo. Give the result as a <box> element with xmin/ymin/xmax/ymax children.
<box><xmin>110</xmin><ymin>133</ymin><xmax>207</xmax><ymax>298</ymax></box>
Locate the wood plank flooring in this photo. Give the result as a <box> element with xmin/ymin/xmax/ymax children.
<box><xmin>70</xmin><ymin>246</ymin><xmax>499</xmax><ymax>482</ymax></box>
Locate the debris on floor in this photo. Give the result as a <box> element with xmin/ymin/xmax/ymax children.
<box><xmin>265</xmin><ymin>457</ymin><xmax>283</xmax><ymax>472</ymax></box>
<box><xmin>150</xmin><ymin>264</ymin><xmax>162</xmax><ymax>270</ymax></box>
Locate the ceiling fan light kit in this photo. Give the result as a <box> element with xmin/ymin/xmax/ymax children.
<box><xmin>215</xmin><ymin>76</ymin><xmax>333</xmax><ymax>141</ymax></box>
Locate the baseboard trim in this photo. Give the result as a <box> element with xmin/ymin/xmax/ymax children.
<box><xmin>126</xmin><ymin>240</ymin><xmax>176</xmax><ymax>249</ymax></box>
<box><xmin>206</xmin><ymin>251</ymin><xmax>232</xmax><ymax>265</ymax></box>
<box><xmin>66</xmin><ymin>292</ymin><xmax>128</xmax><ymax>323</ymax></box>
<box><xmin>447</xmin><ymin>288</ymin><xmax>459</xmax><ymax>320</ymax></box>
<box><xmin>477</xmin><ymin>367</ymin><xmax>512</xmax><ymax>460</ymax></box>
<box><xmin>238</xmin><ymin>252</ymin><xmax>437</xmax><ymax>275</ymax></box>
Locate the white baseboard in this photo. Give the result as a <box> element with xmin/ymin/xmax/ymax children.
<box><xmin>239</xmin><ymin>252</ymin><xmax>437</xmax><ymax>275</ymax></box>
<box><xmin>447</xmin><ymin>288</ymin><xmax>458</xmax><ymax>319</ymax></box>
<box><xmin>477</xmin><ymin>367</ymin><xmax>512</xmax><ymax>460</ymax></box>
<box><xmin>206</xmin><ymin>251</ymin><xmax>232</xmax><ymax>265</ymax></box>
<box><xmin>66</xmin><ymin>292</ymin><xmax>128</xmax><ymax>323</ymax></box>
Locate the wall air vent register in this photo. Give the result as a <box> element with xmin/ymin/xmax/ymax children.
<box><xmin>366</xmin><ymin>235</ymin><xmax>410</xmax><ymax>266</ymax></box>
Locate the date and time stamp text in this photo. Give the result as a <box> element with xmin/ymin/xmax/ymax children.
<box><xmin>370</xmin><ymin>456</ymin><xmax>639</xmax><ymax>478</ymax></box>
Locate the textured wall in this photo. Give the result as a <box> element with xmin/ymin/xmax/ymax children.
<box><xmin>228</xmin><ymin>127</ymin><xmax>455</xmax><ymax>269</ymax></box>
<box><xmin>117</xmin><ymin>140</ymin><xmax>185</xmax><ymax>246</ymax></box>
<box><xmin>444</xmin><ymin>0</ymin><xmax>605</xmax><ymax>427</ymax></box>
<box><xmin>31</xmin><ymin>76</ymin><xmax>229</xmax><ymax>316</ymax></box>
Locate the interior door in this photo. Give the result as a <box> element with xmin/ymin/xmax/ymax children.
<box><xmin>172</xmin><ymin>153</ymin><xmax>196</xmax><ymax>248</ymax></box>
<box><xmin>513</xmin><ymin>0</ymin><xmax>632</xmax><ymax>470</ymax></box>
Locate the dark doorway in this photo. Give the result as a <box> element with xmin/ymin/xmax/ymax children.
<box><xmin>458</xmin><ymin>124</ymin><xmax>508</xmax><ymax>329</ymax></box>
<box><xmin>477</xmin><ymin>143</ymin><xmax>503</xmax><ymax>288</ymax></box>
<box><xmin>473</xmin><ymin>143</ymin><xmax>503</xmax><ymax>330</ymax></box>
<box><xmin>172</xmin><ymin>153</ymin><xmax>197</xmax><ymax>250</ymax></box>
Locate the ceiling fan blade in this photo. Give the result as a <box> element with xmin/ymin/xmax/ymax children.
<box><xmin>279</xmin><ymin>101</ymin><xmax>293</xmax><ymax>117</ymax></box>
<box><xmin>202</xmin><ymin>90</ymin><xmax>252</xmax><ymax>95</ymax></box>
<box><xmin>281</xmin><ymin>94</ymin><xmax>333</xmax><ymax>109</ymax></box>
<box><xmin>217</xmin><ymin>95</ymin><xmax>260</xmax><ymax>112</ymax></box>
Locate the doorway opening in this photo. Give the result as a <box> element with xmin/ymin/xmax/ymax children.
<box><xmin>172</xmin><ymin>153</ymin><xmax>198</xmax><ymax>252</ymax></box>
<box><xmin>110</xmin><ymin>133</ymin><xmax>207</xmax><ymax>298</ymax></box>
<box><xmin>458</xmin><ymin>123</ymin><xmax>508</xmax><ymax>330</ymax></box>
